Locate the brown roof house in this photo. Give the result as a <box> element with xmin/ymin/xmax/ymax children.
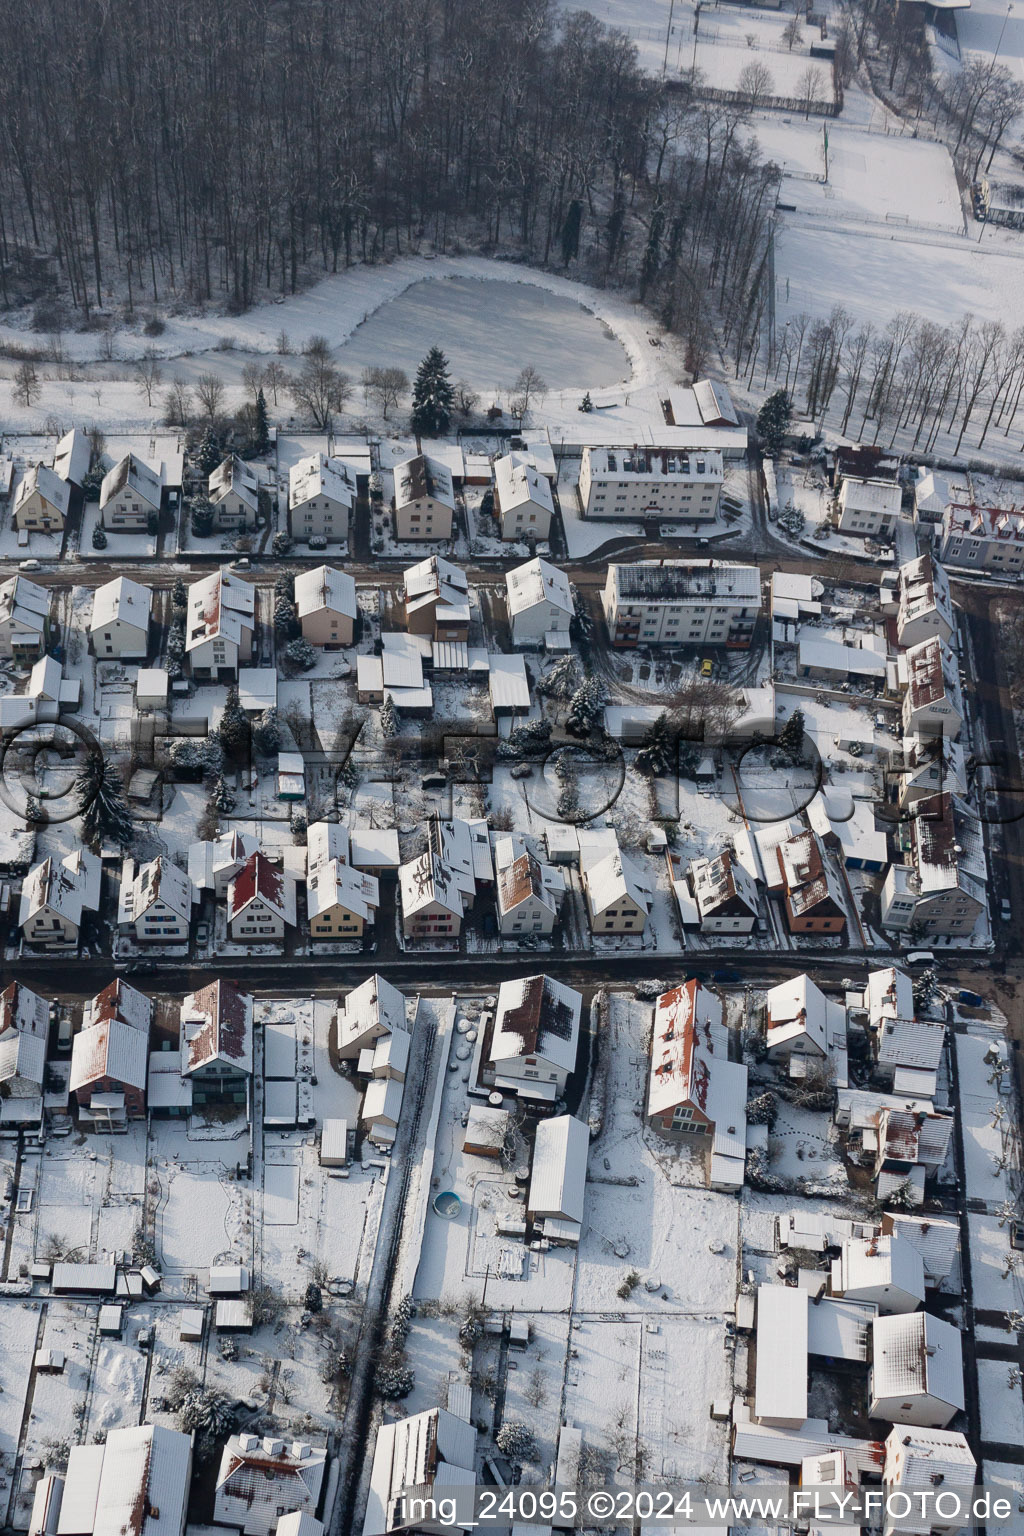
<box><xmin>180</xmin><ymin>980</ymin><xmax>254</xmax><ymax>1112</ymax></box>
<box><xmin>228</xmin><ymin>852</ymin><xmax>297</xmax><ymax>945</ymax></box>
<box><xmin>69</xmin><ymin>985</ymin><xmax>151</xmax><ymax>1130</ymax></box>
<box><xmin>776</xmin><ymin>829</ymin><xmax>846</xmax><ymax>937</ymax></box>
<box><xmin>646</xmin><ymin>980</ymin><xmax>748</xmax><ymax>1192</ymax></box>
<box><xmin>482</xmin><ymin>974</ymin><xmax>581</xmax><ymax>1104</ymax></box>
<box><xmin>214</xmin><ymin>1434</ymin><xmax>327</xmax><ymax>1536</ymax></box>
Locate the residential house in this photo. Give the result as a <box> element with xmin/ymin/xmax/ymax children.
<box><xmin>582</xmin><ymin>847</ymin><xmax>652</xmax><ymax>935</ymax></box>
<box><xmin>118</xmin><ymin>856</ymin><xmax>193</xmax><ymax>944</ymax></box>
<box><xmin>776</xmin><ymin>829</ymin><xmax>847</xmax><ymax>937</ymax></box>
<box><xmin>336</xmin><ymin>975</ymin><xmax>409</xmax><ymax>1063</ymax></box>
<box><xmin>601</xmin><ymin>560</ymin><xmax>761</xmax><ymax>647</ymax></box>
<box><xmin>646</xmin><ymin>979</ymin><xmax>749</xmax><ymax>1192</ymax></box>
<box><xmin>208</xmin><ymin>454</ymin><xmax>260</xmax><ymax>531</ymax></box>
<box><xmin>89</xmin><ymin>576</ymin><xmax>152</xmax><ymax>659</ymax></box>
<box><xmin>54</xmin><ymin>1425</ymin><xmax>192</xmax><ymax>1536</ymax></box>
<box><xmin>506</xmin><ymin>556</ymin><xmax>573</xmax><ymax>645</ymax></box>
<box><xmin>19</xmin><ymin>849</ymin><xmax>101</xmax><ymax>950</ymax></box>
<box><xmin>938</xmin><ymin>498</ymin><xmax>1024</xmax><ymax>573</ymax></box>
<box><xmin>393</xmin><ymin>453</ymin><xmax>455</xmax><ymax>540</ymax></box>
<box><xmin>399</xmin><ymin>852</ymin><xmax>466</xmax><ymax>940</ymax></box>
<box><xmin>882</xmin><ymin>1426</ymin><xmax>975</xmax><ymax>1536</ymax></box>
<box><xmin>306</xmin><ymin>821</ymin><xmax>401</xmax><ymax>879</ymax></box>
<box><xmin>13</xmin><ymin>464</ymin><xmax>70</xmax><ymax>533</ymax></box>
<box><xmin>363</xmin><ymin>1409</ymin><xmax>476</xmax><ymax>1536</ymax></box>
<box><xmin>403</xmin><ymin>555</ymin><xmax>470</xmax><ymax>640</ymax></box>
<box><xmin>307</xmin><ymin>860</ymin><xmax>379</xmax><ymax>942</ymax></box>
<box><xmin>188</xmin><ymin>830</ymin><xmax>261</xmax><ymax>898</ymax></box>
<box><xmin>832</xmin><ymin>1233</ymin><xmax>925</xmax><ymax>1315</ymax></box>
<box><xmin>361</xmin><ymin>1075</ymin><xmax>404</xmax><ymax>1147</ymax></box>
<box><xmin>881</xmin><ymin>793</ymin><xmax>986</xmax><ymax>936</ymax></box>
<box><xmin>892</xmin><ymin>735</ymin><xmax>967</xmax><ymax>813</ymax></box>
<box><xmin>52</xmin><ymin>428</ymin><xmax>91</xmax><ymax>489</ymax></box>
<box><xmin>874</xmin><ymin>1105</ymin><xmax>953</xmax><ymax>1205</ymax></box>
<box><xmin>526</xmin><ymin>1114</ymin><xmax>589</xmax><ymax>1243</ymax></box>
<box><xmin>483</xmin><ymin>974</ymin><xmax>581</xmax><ymax>1102</ymax></box>
<box><xmin>900</xmin><ymin>638</ymin><xmax>963</xmax><ymax>740</ymax></box>
<box><xmin>214</xmin><ymin>1435</ymin><xmax>327</xmax><ymax>1535</ymax></box>
<box><xmin>180</xmin><ymin>980</ymin><xmax>254</xmax><ymax>1108</ymax></box>
<box><xmin>0</xmin><ymin>575</ymin><xmax>49</xmax><ymax>659</ymax></box>
<box><xmin>895</xmin><ymin>555</ymin><xmax>954</xmax><ymax>648</ymax></box>
<box><xmin>869</xmin><ymin>1312</ymin><xmax>964</xmax><ymax>1428</ymax></box>
<box><xmin>577</xmin><ymin>444</ymin><xmax>723</xmax><ymax>520</ymax></box>
<box><xmin>289</xmin><ymin>452</ymin><xmax>356</xmax><ymax>543</ymax></box>
<box><xmin>0</xmin><ymin>980</ymin><xmax>47</xmax><ymax>1128</ymax></box>
<box><xmin>227</xmin><ymin>852</ymin><xmax>297</xmax><ymax>944</ymax></box>
<box><xmin>186</xmin><ymin>569</ymin><xmax>255</xmax><ymax>680</ymax></box>
<box><xmin>294</xmin><ymin>565</ymin><xmax>357</xmax><ymax>648</ymax></box>
<box><xmin>69</xmin><ymin>1010</ymin><xmax>149</xmax><ymax>1128</ymax></box>
<box><xmin>83</xmin><ymin>978</ymin><xmax>154</xmax><ymax>1035</ymax></box>
<box><xmin>836</xmin><ymin>477</ymin><xmax>902</xmax><ymax>541</ymax></box>
<box><xmin>764</xmin><ymin>974</ymin><xmax>834</xmax><ymax>1064</ymax></box>
<box><xmin>688</xmin><ymin>850</ymin><xmax>758</xmax><ymax>933</ymax></box>
<box><xmin>100</xmin><ymin>453</ymin><xmax>162</xmax><ymax>531</ymax></box>
<box><xmin>494</xmin><ymin>834</ymin><xmax>561</xmax><ymax>937</ymax></box>
<box><xmin>493</xmin><ymin>452</ymin><xmax>554</xmax><ymax>540</ymax></box>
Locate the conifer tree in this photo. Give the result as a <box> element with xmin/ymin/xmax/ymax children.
<box><xmin>75</xmin><ymin>755</ymin><xmax>135</xmax><ymax>850</ymax></box>
<box><xmin>411</xmin><ymin>347</ymin><xmax>454</xmax><ymax>436</ymax></box>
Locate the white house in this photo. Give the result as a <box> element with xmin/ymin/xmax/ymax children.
<box><xmin>188</xmin><ymin>830</ymin><xmax>261</xmax><ymax>897</ymax></box>
<box><xmin>895</xmin><ymin>554</ymin><xmax>954</xmax><ymax>648</ymax></box>
<box><xmin>118</xmin><ymin>856</ymin><xmax>193</xmax><ymax>944</ymax></box>
<box><xmin>13</xmin><ymin>463</ymin><xmax>70</xmax><ymax>533</ymax></box>
<box><xmin>582</xmin><ymin>847</ymin><xmax>652</xmax><ymax>935</ymax></box>
<box><xmin>399</xmin><ymin>852</ymin><xmax>466</xmax><ymax>940</ymax></box>
<box><xmin>753</xmin><ymin>1285</ymin><xmax>808</xmax><ymax>1427</ymax></box>
<box><xmin>484</xmin><ymin>974</ymin><xmax>581</xmax><ymax>1102</ymax></box>
<box><xmin>833</xmin><ymin>1232</ymin><xmax>925</xmax><ymax>1315</ymax></box>
<box><xmin>494</xmin><ymin>834</ymin><xmax>561</xmax><ymax>936</ymax></box>
<box><xmin>882</xmin><ymin>1426</ymin><xmax>975</xmax><ymax>1536</ymax></box>
<box><xmin>493</xmin><ymin>452</ymin><xmax>554</xmax><ymax>540</ymax></box>
<box><xmin>100</xmin><ymin>453</ymin><xmax>163</xmax><ymax>531</ymax></box>
<box><xmin>506</xmin><ymin>556</ymin><xmax>573</xmax><ymax>645</ymax></box>
<box><xmin>89</xmin><ymin>576</ymin><xmax>152</xmax><ymax>659</ymax></box>
<box><xmin>0</xmin><ymin>575</ymin><xmax>48</xmax><ymax>659</ymax></box>
<box><xmin>869</xmin><ymin>1311</ymin><xmax>964</xmax><ymax>1428</ymax></box>
<box><xmin>227</xmin><ymin>851</ymin><xmax>297</xmax><ymax>944</ymax></box>
<box><xmin>689</xmin><ymin>850</ymin><xmax>758</xmax><ymax>933</ymax></box>
<box><xmin>289</xmin><ymin>452</ymin><xmax>356</xmax><ymax>543</ymax></box>
<box><xmin>295</xmin><ymin>565</ymin><xmax>357</xmax><ymax>647</ymax></box>
<box><xmin>209</xmin><ymin>455</ymin><xmax>260</xmax><ymax>531</ymax></box>
<box><xmin>836</xmin><ymin>476</ymin><xmax>902</xmax><ymax>541</ymax></box>
<box><xmin>939</xmin><ymin>498</ymin><xmax>1024</xmax><ymax>572</ymax></box>
<box><xmin>900</xmin><ymin>638</ymin><xmax>963</xmax><ymax>740</ymax></box>
<box><xmin>53</xmin><ymin>428</ymin><xmax>91</xmax><ymax>488</ymax></box>
<box><xmin>214</xmin><ymin>1435</ymin><xmax>327</xmax><ymax>1536</ymax></box>
<box><xmin>186</xmin><ymin>569</ymin><xmax>255</xmax><ymax>680</ymax></box>
<box><xmin>19</xmin><ymin>849</ymin><xmax>101</xmax><ymax>950</ymax></box>
<box><xmin>578</xmin><ymin>444</ymin><xmax>723</xmax><ymax>520</ymax></box>
<box><xmin>526</xmin><ymin>1113</ymin><xmax>588</xmax><ymax>1242</ymax></box>
<box><xmin>393</xmin><ymin>453</ymin><xmax>455</xmax><ymax>540</ymax></box>
<box><xmin>336</xmin><ymin>974</ymin><xmax>409</xmax><ymax>1062</ymax></box>
<box><xmin>363</xmin><ymin>1409</ymin><xmax>476</xmax><ymax>1536</ymax></box>
<box><xmin>307</xmin><ymin>859</ymin><xmax>379</xmax><ymax>942</ymax></box>
<box><xmin>765</xmin><ymin>974</ymin><xmax>833</xmax><ymax>1063</ymax></box>
<box><xmin>403</xmin><ymin>555</ymin><xmax>470</xmax><ymax>639</ymax></box>
<box><xmin>602</xmin><ymin>560</ymin><xmax>761</xmax><ymax>647</ymax></box>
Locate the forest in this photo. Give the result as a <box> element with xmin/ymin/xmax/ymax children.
<box><xmin>0</xmin><ymin>0</ymin><xmax>779</xmax><ymax>374</ymax></box>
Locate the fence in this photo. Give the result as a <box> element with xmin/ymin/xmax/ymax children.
<box><xmin>673</xmin><ymin>78</ymin><xmax>840</xmax><ymax>117</ymax></box>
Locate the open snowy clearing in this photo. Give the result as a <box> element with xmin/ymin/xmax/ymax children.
<box><xmin>957</xmin><ymin>0</ymin><xmax>1024</xmax><ymax>85</ymax></box>
<box><xmin>775</xmin><ymin>219</ymin><xmax>1024</xmax><ymax>330</ymax></box>
<box><xmin>754</xmin><ymin>119</ymin><xmax>963</xmax><ymax>232</ymax></box>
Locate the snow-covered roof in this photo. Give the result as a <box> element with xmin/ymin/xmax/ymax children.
<box><xmin>338</xmin><ymin>975</ymin><xmax>408</xmax><ymax>1052</ymax></box>
<box><xmin>871</xmin><ymin>1311</ymin><xmax>963</xmax><ymax>1411</ymax></box>
<box><xmin>488</xmin><ymin>653</ymin><xmax>531</xmax><ymax>711</ymax></box>
<box><xmin>839</xmin><ymin>476</ymin><xmax>902</xmax><ymax>516</ymax></box>
<box><xmin>403</xmin><ymin>554</ymin><xmax>469</xmax><ymax>617</ymax></box>
<box><xmin>883</xmin><ymin>1425</ymin><xmax>975</xmax><ymax>1492</ymax></box>
<box><xmin>60</xmin><ymin>1425</ymin><xmax>192</xmax><ymax>1536</ymax></box>
<box><xmin>70</xmin><ymin>1016</ymin><xmax>149</xmax><ymax>1094</ymax></box>
<box><xmin>690</xmin><ymin>849</ymin><xmax>758</xmax><ymax>919</ymax></box>
<box><xmin>527</xmin><ymin>1114</ymin><xmax>588</xmax><ymax>1224</ymax></box>
<box><xmin>307</xmin><ymin>821</ymin><xmax>350</xmax><ymax>871</ymax></box>
<box><xmin>766</xmin><ymin>974</ymin><xmax>830</xmax><ymax>1054</ymax></box>
<box><xmin>877</xmin><ymin>1015</ymin><xmax>945</xmax><ymax>1073</ymax></box>
<box><xmin>15</xmin><ymin>462</ymin><xmax>71</xmax><ymax>517</ymax></box>
<box><xmin>0</xmin><ymin>574</ymin><xmax>49</xmax><ymax>631</ymax></box>
<box><xmin>496</xmin><ymin>848</ymin><xmax>557</xmax><ymax>921</ymax></box>
<box><xmin>584</xmin><ymin>847</ymin><xmax>652</xmax><ymax>917</ymax></box>
<box><xmin>53</xmin><ymin>428</ymin><xmax>91</xmax><ymax>485</ymax></box>
<box><xmin>755</xmin><ymin>1285</ymin><xmax>808</xmax><ymax>1424</ymax></box>
<box><xmin>393</xmin><ymin>453</ymin><xmax>455</xmax><ymax>511</ymax></box>
<box><xmin>294</xmin><ymin>563</ymin><xmax>357</xmax><ymax>621</ymax></box>
<box><xmin>505</xmin><ymin>557</ymin><xmax>573</xmax><ymax>617</ymax></box>
<box><xmin>490</xmin><ymin>975</ymin><xmax>581</xmax><ymax>1075</ymax></box>
<box><xmin>363</xmin><ymin>1409</ymin><xmax>476</xmax><ymax>1536</ymax></box>
<box><xmin>494</xmin><ymin>453</ymin><xmax>554</xmax><ymax>515</ymax></box>
<box><xmin>584</xmin><ymin>443</ymin><xmax>724</xmax><ymax>483</ymax></box>
<box><xmin>185</xmin><ymin>569</ymin><xmax>255</xmax><ymax>652</ymax></box>
<box><xmin>607</xmin><ymin>559</ymin><xmax>759</xmax><ymax>606</ymax></box>
<box><xmin>19</xmin><ymin>850</ymin><xmax>100</xmax><ymax>930</ymax></box>
<box><xmin>84</xmin><ymin>978</ymin><xmax>154</xmax><ymax>1034</ymax></box>
<box><xmin>648</xmin><ymin>980</ymin><xmax>722</xmax><ymax>1120</ymax></box>
<box><xmin>841</xmin><ymin>1233</ymin><xmax>925</xmax><ymax>1308</ymax></box>
<box><xmin>307</xmin><ymin>859</ymin><xmax>378</xmax><ymax>922</ymax></box>
<box><xmin>350</xmin><ymin>829</ymin><xmax>402</xmax><ymax>870</ymax></box>
<box><xmin>400</xmin><ymin>851</ymin><xmax>465</xmax><ymax>920</ymax></box>
<box><xmin>187</xmin><ymin>830</ymin><xmax>260</xmax><ymax>892</ymax></box>
<box><xmin>362</xmin><ymin>1075</ymin><xmax>404</xmax><ymax>1128</ymax></box>
<box><xmin>0</xmin><ymin>980</ymin><xmax>49</xmax><ymax>1039</ymax></box>
<box><xmin>215</xmin><ymin>1436</ymin><xmax>327</xmax><ymax>1536</ymax></box>
<box><xmin>0</xmin><ymin>1030</ymin><xmax>45</xmax><ymax>1088</ymax></box>
<box><xmin>228</xmin><ymin>852</ymin><xmax>297</xmax><ymax>926</ymax></box>
<box><xmin>209</xmin><ymin>454</ymin><xmax>259</xmax><ymax>513</ymax></box>
<box><xmin>180</xmin><ymin>980</ymin><xmax>253</xmax><ymax>1075</ymax></box>
<box><xmin>289</xmin><ymin>451</ymin><xmax>356</xmax><ymax>511</ymax></box>
<box><xmin>126</xmin><ymin>856</ymin><xmax>192</xmax><ymax>922</ymax></box>
<box><xmin>880</xmin><ymin>1213</ymin><xmax>958</xmax><ymax>1285</ymax></box>
<box><xmin>100</xmin><ymin>452</ymin><xmax>162</xmax><ymax>510</ymax></box>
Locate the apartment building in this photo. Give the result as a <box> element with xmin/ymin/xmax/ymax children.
<box><xmin>393</xmin><ymin>454</ymin><xmax>456</xmax><ymax>540</ymax></box>
<box><xmin>602</xmin><ymin>560</ymin><xmax>761</xmax><ymax>647</ymax></box>
<box><xmin>938</xmin><ymin>498</ymin><xmax>1024</xmax><ymax>572</ymax></box>
<box><xmin>578</xmin><ymin>444</ymin><xmax>723</xmax><ymax>520</ymax></box>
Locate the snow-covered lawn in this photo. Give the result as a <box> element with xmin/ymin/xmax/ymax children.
<box><xmin>979</xmin><ymin>1356</ymin><xmax>1024</xmax><ymax>1447</ymax></box>
<box><xmin>956</xmin><ymin>1019</ymin><xmax>1017</xmax><ymax>1200</ymax></box>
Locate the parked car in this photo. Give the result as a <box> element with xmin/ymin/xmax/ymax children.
<box><xmin>1001</xmin><ymin>897</ymin><xmax>1012</xmax><ymax>921</ymax></box>
<box><xmin>699</xmin><ymin>657</ymin><xmax>714</xmax><ymax>678</ymax></box>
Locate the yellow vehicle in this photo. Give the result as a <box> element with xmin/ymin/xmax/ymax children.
<box><xmin>699</xmin><ymin>657</ymin><xmax>714</xmax><ymax>678</ymax></box>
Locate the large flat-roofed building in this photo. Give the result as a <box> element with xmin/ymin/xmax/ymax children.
<box><xmin>602</xmin><ymin>560</ymin><xmax>760</xmax><ymax>647</ymax></box>
<box><xmin>578</xmin><ymin>444</ymin><xmax>723</xmax><ymax>520</ymax></box>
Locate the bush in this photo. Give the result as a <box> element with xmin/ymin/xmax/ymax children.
<box><xmin>91</xmin><ymin>524</ymin><xmax>108</xmax><ymax>549</ymax></box>
<box><xmin>272</xmin><ymin>531</ymin><xmax>293</xmax><ymax>556</ymax></box>
<box><xmin>143</xmin><ymin>317</ymin><xmax>166</xmax><ymax>337</ymax></box>
<box><xmin>147</xmin><ymin>510</ymin><xmax>159</xmax><ymax>536</ymax></box>
<box><xmin>495</xmin><ymin>1420</ymin><xmax>537</xmax><ymax>1462</ymax></box>
<box><xmin>190</xmin><ymin>499</ymin><xmax>214</xmax><ymax>537</ymax></box>
<box><xmin>308</xmin><ymin>533</ymin><xmax>327</xmax><ymax>550</ymax></box>
<box><xmin>284</xmin><ymin>637</ymin><xmax>316</xmax><ymax>671</ymax></box>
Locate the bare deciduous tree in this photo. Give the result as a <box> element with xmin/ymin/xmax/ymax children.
<box><xmin>361</xmin><ymin>365</ymin><xmax>408</xmax><ymax>419</ymax></box>
<box><xmin>134</xmin><ymin>346</ymin><xmax>163</xmax><ymax>406</ymax></box>
<box><xmin>195</xmin><ymin>373</ymin><xmax>226</xmax><ymax>420</ymax></box>
<box><xmin>12</xmin><ymin>361</ymin><xmax>40</xmax><ymax>407</ymax></box>
<box><xmin>510</xmin><ymin>365</ymin><xmax>548</xmax><ymax>420</ymax></box>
